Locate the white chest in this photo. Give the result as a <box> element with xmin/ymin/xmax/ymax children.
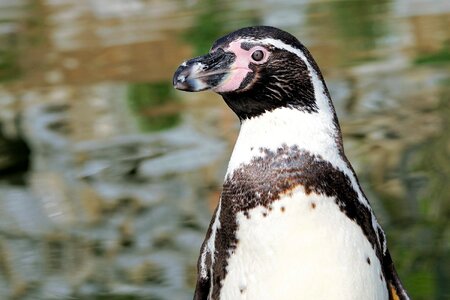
<box><xmin>219</xmin><ymin>187</ymin><xmax>388</xmax><ymax>300</ymax></box>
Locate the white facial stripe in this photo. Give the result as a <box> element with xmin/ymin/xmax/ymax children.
<box><xmin>225</xmin><ymin>37</ymin><xmax>373</xmax><ymax>214</ymax></box>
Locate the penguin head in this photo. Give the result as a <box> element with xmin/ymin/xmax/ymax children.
<box><xmin>173</xmin><ymin>26</ymin><xmax>328</xmax><ymax>120</ymax></box>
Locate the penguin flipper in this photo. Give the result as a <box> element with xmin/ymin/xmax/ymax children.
<box><xmin>383</xmin><ymin>249</ymin><xmax>410</xmax><ymax>300</ymax></box>
<box><xmin>193</xmin><ymin>205</ymin><xmax>221</xmax><ymax>300</ymax></box>
<box><xmin>193</xmin><ymin>275</ymin><xmax>211</xmax><ymax>300</ymax></box>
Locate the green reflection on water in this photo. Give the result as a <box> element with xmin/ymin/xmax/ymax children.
<box><xmin>413</xmin><ymin>84</ymin><xmax>450</xmax><ymax>300</ymax></box>
<box><xmin>181</xmin><ymin>0</ymin><xmax>263</xmax><ymax>56</ymax></box>
<box><xmin>0</xmin><ymin>1</ymin><xmax>45</xmax><ymax>82</ymax></box>
<box><xmin>127</xmin><ymin>82</ymin><xmax>181</xmax><ymax>132</ymax></box>
<box><xmin>0</xmin><ymin>29</ymin><xmax>21</xmax><ymax>82</ymax></box>
<box><xmin>309</xmin><ymin>0</ymin><xmax>390</xmax><ymax>64</ymax></box>
<box><xmin>182</xmin><ymin>0</ymin><xmax>230</xmax><ymax>55</ymax></box>
<box><xmin>389</xmin><ymin>82</ymin><xmax>450</xmax><ymax>299</ymax></box>
<box><xmin>415</xmin><ymin>44</ymin><xmax>450</xmax><ymax>65</ymax></box>
<box><xmin>414</xmin><ymin>84</ymin><xmax>450</xmax><ymax>217</ymax></box>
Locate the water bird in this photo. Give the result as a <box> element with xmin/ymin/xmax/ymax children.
<box><xmin>173</xmin><ymin>26</ymin><xmax>409</xmax><ymax>300</ymax></box>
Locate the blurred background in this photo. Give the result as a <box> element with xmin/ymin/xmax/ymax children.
<box><xmin>0</xmin><ymin>0</ymin><xmax>448</xmax><ymax>299</ymax></box>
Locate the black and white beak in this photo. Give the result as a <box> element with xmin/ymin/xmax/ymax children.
<box><xmin>173</xmin><ymin>49</ymin><xmax>235</xmax><ymax>92</ymax></box>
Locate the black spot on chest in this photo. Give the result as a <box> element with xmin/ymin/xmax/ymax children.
<box><xmin>200</xmin><ymin>145</ymin><xmax>385</xmax><ymax>299</ymax></box>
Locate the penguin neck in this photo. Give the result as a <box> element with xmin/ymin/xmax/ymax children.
<box><xmin>224</xmin><ymin>97</ymin><xmax>375</xmax><ymax>214</ymax></box>
<box><xmin>225</xmin><ymin>105</ymin><xmax>344</xmax><ymax>178</ymax></box>
<box><xmin>223</xmin><ymin>40</ymin><xmax>348</xmax><ymax>179</ymax></box>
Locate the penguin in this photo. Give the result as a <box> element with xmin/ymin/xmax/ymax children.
<box><xmin>173</xmin><ymin>26</ymin><xmax>409</xmax><ymax>300</ymax></box>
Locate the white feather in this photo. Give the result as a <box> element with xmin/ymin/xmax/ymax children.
<box><xmin>220</xmin><ymin>187</ymin><xmax>388</xmax><ymax>300</ymax></box>
<box><xmin>200</xmin><ymin>199</ymin><xmax>222</xmax><ymax>279</ymax></box>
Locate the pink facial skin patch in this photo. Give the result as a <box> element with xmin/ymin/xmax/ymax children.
<box><xmin>213</xmin><ymin>41</ymin><xmax>270</xmax><ymax>93</ymax></box>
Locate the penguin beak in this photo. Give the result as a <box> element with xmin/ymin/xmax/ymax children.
<box><xmin>173</xmin><ymin>50</ymin><xmax>235</xmax><ymax>92</ymax></box>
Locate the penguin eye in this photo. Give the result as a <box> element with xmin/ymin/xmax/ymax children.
<box><xmin>251</xmin><ymin>50</ymin><xmax>264</xmax><ymax>61</ymax></box>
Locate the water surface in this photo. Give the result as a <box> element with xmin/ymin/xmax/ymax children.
<box><xmin>0</xmin><ymin>0</ymin><xmax>449</xmax><ymax>299</ymax></box>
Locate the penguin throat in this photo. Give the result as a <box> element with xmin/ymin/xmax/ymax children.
<box><xmin>225</xmin><ymin>106</ymin><xmax>343</xmax><ymax>178</ymax></box>
<box><xmin>221</xmin><ymin>90</ymin><xmax>318</xmax><ymax>121</ymax></box>
<box><xmin>219</xmin><ymin>55</ymin><xmax>319</xmax><ymax>121</ymax></box>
